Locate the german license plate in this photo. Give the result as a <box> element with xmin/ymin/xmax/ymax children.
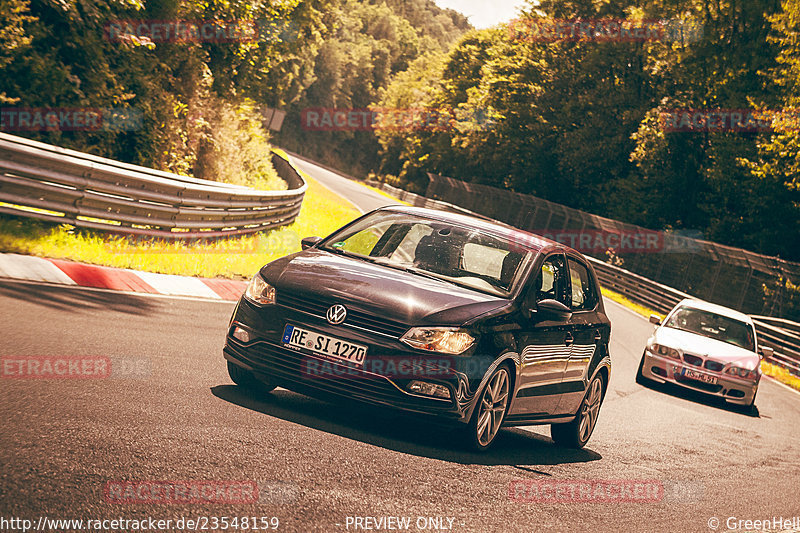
<box><xmin>282</xmin><ymin>324</ymin><xmax>367</xmax><ymax>366</ymax></box>
<box><xmin>681</xmin><ymin>367</ymin><xmax>718</xmax><ymax>384</ymax></box>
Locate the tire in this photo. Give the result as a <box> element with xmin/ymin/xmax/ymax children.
<box><xmin>464</xmin><ymin>365</ymin><xmax>511</xmax><ymax>452</ymax></box>
<box><xmin>551</xmin><ymin>372</ymin><xmax>605</xmax><ymax>449</ymax></box>
<box><xmin>748</xmin><ymin>383</ymin><xmax>759</xmax><ymax>409</ymax></box>
<box><xmin>227</xmin><ymin>361</ymin><xmax>278</xmax><ymax>394</ymax></box>
<box><xmin>635</xmin><ymin>353</ymin><xmax>653</xmax><ymax>386</ymax></box>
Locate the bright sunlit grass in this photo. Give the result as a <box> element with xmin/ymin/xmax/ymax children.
<box><xmin>761</xmin><ymin>361</ymin><xmax>800</xmax><ymax>392</ymax></box>
<box><xmin>0</xmin><ymin>165</ymin><xmax>360</xmax><ymax>280</ymax></box>
<box><xmin>600</xmin><ymin>287</ymin><xmax>663</xmax><ymax>321</ymax></box>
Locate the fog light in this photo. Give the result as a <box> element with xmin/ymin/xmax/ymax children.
<box><xmin>232</xmin><ymin>326</ymin><xmax>251</xmax><ymax>343</ymax></box>
<box><xmin>407</xmin><ymin>380</ymin><xmax>450</xmax><ymax>399</ymax></box>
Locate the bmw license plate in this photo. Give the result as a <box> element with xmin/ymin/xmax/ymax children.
<box><xmin>681</xmin><ymin>367</ymin><xmax>718</xmax><ymax>384</ymax></box>
<box><xmin>282</xmin><ymin>324</ymin><xmax>367</xmax><ymax>366</ymax></box>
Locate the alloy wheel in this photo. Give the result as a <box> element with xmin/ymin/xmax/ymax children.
<box><xmin>578</xmin><ymin>376</ymin><xmax>603</xmax><ymax>442</ymax></box>
<box><xmin>475</xmin><ymin>367</ymin><xmax>510</xmax><ymax>447</ymax></box>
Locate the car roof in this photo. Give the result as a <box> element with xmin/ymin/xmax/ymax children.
<box><xmin>673</xmin><ymin>298</ymin><xmax>754</xmax><ymax>325</ymax></box>
<box><xmin>376</xmin><ymin>204</ymin><xmax>575</xmax><ymax>255</ymax></box>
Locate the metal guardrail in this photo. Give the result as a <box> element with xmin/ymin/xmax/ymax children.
<box><xmin>369</xmin><ymin>180</ymin><xmax>800</xmax><ymax>376</ymax></box>
<box><xmin>425</xmin><ymin>173</ymin><xmax>800</xmax><ymax>321</ymax></box>
<box><xmin>0</xmin><ymin>133</ymin><xmax>307</xmax><ymax>238</ymax></box>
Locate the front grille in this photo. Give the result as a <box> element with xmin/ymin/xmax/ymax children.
<box><xmin>704</xmin><ymin>360</ymin><xmax>724</xmax><ymax>372</ymax></box>
<box><xmin>277</xmin><ymin>293</ymin><xmax>410</xmax><ymax>338</ymax></box>
<box><xmin>224</xmin><ymin>341</ymin><xmax>452</xmax><ymax>411</ymax></box>
<box><xmin>683</xmin><ymin>354</ymin><xmax>703</xmax><ymax>366</ymax></box>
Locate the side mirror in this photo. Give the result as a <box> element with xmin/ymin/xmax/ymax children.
<box><xmin>759</xmin><ymin>346</ymin><xmax>774</xmax><ymax>359</ymax></box>
<box><xmin>301</xmin><ymin>236</ymin><xmax>322</xmax><ymax>250</ymax></box>
<box><xmin>534</xmin><ymin>299</ymin><xmax>572</xmax><ymax>321</ymax></box>
<box><xmin>649</xmin><ymin>314</ymin><xmax>662</xmax><ymax>326</ymax></box>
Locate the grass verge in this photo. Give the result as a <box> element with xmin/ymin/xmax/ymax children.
<box><xmin>0</xmin><ymin>164</ymin><xmax>360</xmax><ymax>280</ymax></box>
<box><xmin>600</xmin><ymin>287</ymin><xmax>663</xmax><ymax>322</ymax></box>
<box><xmin>601</xmin><ymin>287</ymin><xmax>800</xmax><ymax>392</ymax></box>
<box><xmin>760</xmin><ymin>361</ymin><xmax>800</xmax><ymax>391</ymax></box>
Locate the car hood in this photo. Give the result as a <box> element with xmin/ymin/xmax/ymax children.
<box><xmin>261</xmin><ymin>249</ymin><xmax>509</xmax><ymax>326</ymax></box>
<box><xmin>652</xmin><ymin>327</ymin><xmax>759</xmax><ymax>369</ymax></box>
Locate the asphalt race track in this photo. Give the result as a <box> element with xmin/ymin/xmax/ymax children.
<box><xmin>286</xmin><ymin>154</ymin><xmax>393</xmax><ymax>214</ymax></box>
<box><xmin>1</xmin><ymin>157</ymin><xmax>799</xmax><ymax>533</ymax></box>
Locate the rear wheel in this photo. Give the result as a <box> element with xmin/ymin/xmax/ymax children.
<box><xmin>551</xmin><ymin>372</ymin><xmax>605</xmax><ymax>449</ymax></box>
<box><xmin>227</xmin><ymin>361</ymin><xmax>278</xmax><ymax>394</ymax></box>
<box><xmin>465</xmin><ymin>365</ymin><xmax>511</xmax><ymax>452</ymax></box>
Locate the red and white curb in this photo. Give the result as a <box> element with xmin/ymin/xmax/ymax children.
<box><xmin>0</xmin><ymin>253</ymin><xmax>246</xmax><ymax>301</ymax></box>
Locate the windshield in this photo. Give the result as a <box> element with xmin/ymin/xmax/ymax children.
<box><xmin>664</xmin><ymin>306</ymin><xmax>755</xmax><ymax>351</ymax></box>
<box><xmin>320</xmin><ymin>211</ymin><xmax>532</xmax><ymax>297</ymax></box>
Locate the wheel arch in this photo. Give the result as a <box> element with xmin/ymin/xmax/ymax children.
<box><xmin>465</xmin><ymin>351</ymin><xmax>520</xmax><ymax>422</ymax></box>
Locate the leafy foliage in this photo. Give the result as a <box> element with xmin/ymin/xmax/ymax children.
<box><xmin>374</xmin><ymin>0</ymin><xmax>800</xmax><ymax>261</ymax></box>
<box><xmin>274</xmin><ymin>0</ymin><xmax>472</xmax><ymax>176</ymax></box>
<box><xmin>1</xmin><ymin>0</ymin><xmax>797</xmax><ymax>262</ymax></box>
<box><xmin>0</xmin><ymin>0</ymin><xmax>332</xmax><ymax>185</ymax></box>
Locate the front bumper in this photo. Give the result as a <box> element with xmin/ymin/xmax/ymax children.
<box><xmin>640</xmin><ymin>349</ymin><xmax>758</xmax><ymax>405</ymax></box>
<box><xmin>223</xmin><ymin>298</ymin><xmax>496</xmax><ymax>424</ymax></box>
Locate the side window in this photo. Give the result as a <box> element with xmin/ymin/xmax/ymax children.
<box><xmin>567</xmin><ymin>258</ymin><xmax>597</xmax><ymax>311</ymax></box>
<box><xmin>533</xmin><ymin>254</ymin><xmax>568</xmax><ymax>305</ymax></box>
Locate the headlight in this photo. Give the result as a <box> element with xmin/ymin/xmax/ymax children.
<box><xmin>725</xmin><ymin>366</ymin><xmax>757</xmax><ymax>380</ymax></box>
<box><xmin>244</xmin><ymin>274</ymin><xmax>276</xmax><ymax>305</ymax></box>
<box><xmin>401</xmin><ymin>327</ymin><xmax>475</xmax><ymax>355</ymax></box>
<box><xmin>647</xmin><ymin>342</ymin><xmax>681</xmax><ymax>359</ymax></box>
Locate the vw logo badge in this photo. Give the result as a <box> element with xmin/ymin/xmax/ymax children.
<box><xmin>326</xmin><ymin>304</ymin><xmax>347</xmax><ymax>325</ymax></box>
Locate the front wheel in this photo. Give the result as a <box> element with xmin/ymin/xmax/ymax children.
<box><xmin>551</xmin><ymin>372</ymin><xmax>605</xmax><ymax>449</ymax></box>
<box><xmin>635</xmin><ymin>353</ymin><xmax>653</xmax><ymax>386</ymax></box>
<box><xmin>465</xmin><ymin>365</ymin><xmax>511</xmax><ymax>452</ymax></box>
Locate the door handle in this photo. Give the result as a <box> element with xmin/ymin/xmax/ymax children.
<box><xmin>594</xmin><ymin>330</ymin><xmax>602</xmax><ymax>342</ymax></box>
<box><xmin>565</xmin><ymin>332</ymin><xmax>574</xmax><ymax>346</ymax></box>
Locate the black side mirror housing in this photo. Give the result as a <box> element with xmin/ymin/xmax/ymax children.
<box><xmin>649</xmin><ymin>314</ymin><xmax>662</xmax><ymax>325</ymax></box>
<box><xmin>533</xmin><ymin>299</ymin><xmax>572</xmax><ymax>321</ymax></box>
<box><xmin>301</xmin><ymin>236</ymin><xmax>322</xmax><ymax>250</ymax></box>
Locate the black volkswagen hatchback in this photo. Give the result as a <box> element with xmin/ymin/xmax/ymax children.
<box><xmin>224</xmin><ymin>206</ymin><xmax>611</xmax><ymax>450</ymax></box>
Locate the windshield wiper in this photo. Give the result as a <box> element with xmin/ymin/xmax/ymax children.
<box><xmin>324</xmin><ymin>247</ymin><xmax>376</xmax><ymax>262</ymax></box>
<box><xmin>400</xmin><ymin>265</ymin><xmax>451</xmax><ymax>283</ymax></box>
<box><xmin>368</xmin><ymin>258</ymin><xmax>448</xmax><ymax>283</ymax></box>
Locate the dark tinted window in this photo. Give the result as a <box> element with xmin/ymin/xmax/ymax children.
<box><xmin>567</xmin><ymin>258</ymin><xmax>597</xmax><ymax>310</ymax></box>
<box><xmin>532</xmin><ymin>254</ymin><xmax>569</xmax><ymax>305</ymax></box>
